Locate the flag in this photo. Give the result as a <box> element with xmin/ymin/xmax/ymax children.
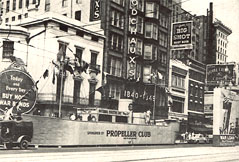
<box><xmin>75</xmin><ymin>61</ymin><xmax>89</xmax><ymax>74</ymax></box>
<box><xmin>64</xmin><ymin>64</ymin><xmax>74</xmax><ymax>74</ymax></box>
<box><xmin>43</xmin><ymin>69</ymin><xmax>49</xmax><ymax>79</ymax></box>
<box><xmin>96</xmin><ymin>86</ymin><xmax>105</xmax><ymax>97</ymax></box>
<box><xmin>158</xmin><ymin>72</ymin><xmax>163</xmax><ymax>80</ymax></box>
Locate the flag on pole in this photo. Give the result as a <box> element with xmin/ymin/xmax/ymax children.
<box><xmin>157</xmin><ymin>72</ymin><xmax>163</xmax><ymax>80</ymax></box>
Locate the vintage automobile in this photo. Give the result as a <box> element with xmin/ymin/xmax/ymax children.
<box><xmin>0</xmin><ymin>120</ymin><xmax>33</xmax><ymax>149</ymax></box>
<box><xmin>187</xmin><ymin>134</ymin><xmax>209</xmax><ymax>144</ymax></box>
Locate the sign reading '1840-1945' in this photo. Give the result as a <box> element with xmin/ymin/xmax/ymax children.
<box><xmin>171</xmin><ymin>21</ymin><xmax>192</xmax><ymax>47</ymax></box>
<box><xmin>0</xmin><ymin>69</ymin><xmax>37</xmax><ymax>114</ymax></box>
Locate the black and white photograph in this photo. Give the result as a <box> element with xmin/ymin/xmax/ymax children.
<box><xmin>0</xmin><ymin>0</ymin><xmax>238</xmax><ymax>161</ymax></box>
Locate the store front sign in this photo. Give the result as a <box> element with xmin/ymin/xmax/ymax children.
<box><xmin>0</xmin><ymin>69</ymin><xmax>37</xmax><ymax>114</ymax></box>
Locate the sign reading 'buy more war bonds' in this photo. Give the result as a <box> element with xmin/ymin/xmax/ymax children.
<box><xmin>0</xmin><ymin>69</ymin><xmax>37</xmax><ymax>114</ymax></box>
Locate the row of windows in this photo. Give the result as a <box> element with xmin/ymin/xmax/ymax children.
<box><xmin>4</xmin><ymin>0</ymin><xmax>81</xmax><ymax>13</ymax></box>
<box><xmin>5</xmin><ymin>13</ymin><xmax>27</xmax><ymax>23</ymax></box>
<box><xmin>110</xmin><ymin>10</ymin><xmax>124</xmax><ymax>29</ymax></box>
<box><xmin>171</xmin><ymin>74</ymin><xmax>185</xmax><ymax>89</ymax></box>
<box><xmin>109</xmin><ymin>33</ymin><xmax>123</xmax><ymax>52</ymax></box>
<box><xmin>218</xmin><ymin>31</ymin><xmax>227</xmax><ymax>40</ymax></box>
<box><xmin>218</xmin><ymin>39</ymin><xmax>227</xmax><ymax>48</ymax></box>
<box><xmin>217</xmin><ymin>53</ymin><xmax>226</xmax><ymax>62</ymax></box>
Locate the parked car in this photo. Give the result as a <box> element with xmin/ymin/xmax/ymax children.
<box><xmin>187</xmin><ymin>134</ymin><xmax>209</xmax><ymax>144</ymax></box>
<box><xmin>0</xmin><ymin>120</ymin><xmax>33</xmax><ymax>149</ymax></box>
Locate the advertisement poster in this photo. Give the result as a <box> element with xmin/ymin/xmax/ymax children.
<box><xmin>213</xmin><ymin>88</ymin><xmax>238</xmax><ymax>146</ymax></box>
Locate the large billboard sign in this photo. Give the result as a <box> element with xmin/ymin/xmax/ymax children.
<box><xmin>171</xmin><ymin>21</ymin><xmax>192</xmax><ymax>48</ymax></box>
<box><xmin>0</xmin><ymin>69</ymin><xmax>37</xmax><ymax>114</ymax></box>
<box><xmin>213</xmin><ymin>88</ymin><xmax>238</xmax><ymax>146</ymax></box>
<box><xmin>206</xmin><ymin>64</ymin><xmax>235</xmax><ymax>86</ymax></box>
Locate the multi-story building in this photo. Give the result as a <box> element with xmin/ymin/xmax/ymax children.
<box><xmin>206</xmin><ymin>2</ymin><xmax>232</xmax><ymax>65</ymax></box>
<box><xmin>214</xmin><ymin>19</ymin><xmax>232</xmax><ymax>64</ymax></box>
<box><xmin>169</xmin><ymin>1</ymin><xmax>207</xmax><ymax>132</ymax></box>
<box><xmin>0</xmin><ymin>0</ymin><xmax>173</xmax><ymax>120</ymax></box>
<box><xmin>0</xmin><ymin>13</ymin><xmax>105</xmax><ymax>118</ymax></box>
<box><xmin>168</xmin><ymin>59</ymin><xmax>189</xmax><ymax>132</ymax></box>
<box><xmin>101</xmin><ymin>0</ymin><xmax>171</xmax><ymax>119</ymax></box>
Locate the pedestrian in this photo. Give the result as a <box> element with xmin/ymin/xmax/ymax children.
<box><xmin>145</xmin><ymin>109</ymin><xmax>151</xmax><ymax>125</ymax></box>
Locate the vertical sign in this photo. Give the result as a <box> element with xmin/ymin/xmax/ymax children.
<box><xmin>128</xmin><ymin>0</ymin><xmax>138</xmax><ymax>80</ymax></box>
<box><xmin>171</xmin><ymin>21</ymin><xmax>192</xmax><ymax>48</ymax></box>
<box><xmin>90</xmin><ymin>0</ymin><xmax>101</xmax><ymax>21</ymax></box>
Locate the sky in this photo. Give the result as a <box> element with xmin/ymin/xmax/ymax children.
<box><xmin>182</xmin><ymin>0</ymin><xmax>239</xmax><ymax>63</ymax></box>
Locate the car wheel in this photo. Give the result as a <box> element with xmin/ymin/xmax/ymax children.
<box><xmin>4</xmin><ymin>143</ymin><xmax>13</xmax><ymax>149</ymax></box>
<box><xmin>19</xmin><ymin>139</ymin><xmax>29</xmax><ymax>150</ymax></box>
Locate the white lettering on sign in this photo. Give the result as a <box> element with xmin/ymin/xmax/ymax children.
<box><xmin>10</xmin><ymin>75</ymin><xmax>23</xmax><ymax>83</ymax></box>
<box><xmin>93</xmin><ymin>0</ymin><xmax>101</xmax><ymax>20</ymax></box>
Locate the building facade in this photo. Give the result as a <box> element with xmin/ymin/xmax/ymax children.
<box><xmin>0</xmin><ymin>13</ymin><xmax>105</xmax><ymax>119</ymax></box>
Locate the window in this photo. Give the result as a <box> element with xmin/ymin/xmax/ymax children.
<box><xmin>137</xmin><ymin>17</ymin><xmax>143</xmax><ymax>34</ymax></box>
<box><xmin>109</xmin><ymin>83</ymin><xmax>121</xmax><ymax>99</ymax></box>
<box><xmin>109</xmin><ymin>33</ymin><xmax>123</xmax><ymax>52</ymax></box>
<box><xmin>33</xmin><ymin>0</ymin><xmax>36</xmax><ymax>4</ymax></box>
<box><xmin>45</xmin><ymin>0</ymin><xmax>50</xmax><ymax>11</ymax></box>
<box><xmin>75</xmin><ymin>47</ymin><xmax>83</xmax><ymax>61</ymax></box>
<box><xmin>143</xmin><ymin>65</ymin><xmax>151</xmax><ymax>83</ymax></box>
<box><xmin>2</xmin><ymin>41</ymin><xmax>14</xmax><ymax>59</ymax></box>
<box><xmin>145</xmin><ymin>22</ymin><xmax>158</xmax><ymax>40</ymax></box>
<box><xmin>13</xmin><ymin>0</ymin><xmax>16</xmax><ymax>10</ymax></box>
<box><xmin>144</xmin><ymin>44</ymin><xmax>152</xmax><ymax>60</ymax></box>
<box><xmin>19</xmin><ymin>0</ymin><xmax>22</xmax><ymax>9</ymax></box>
<box><xmin>145</xmin><ymin>2</ymin><xmax>158</xmax><ymax>18</ymax></box>
<box><xmin>59</xmin><ymin>23</ymin><xmax>68</xmax><ymax>32</ymax></box>
<box><xmin>111</xmin><ymin>10</ymin><xmax>124</xmax><ymax>29</ymax></box>
<box><xmin>144</xmin><ymin>44</ymin><xmax>157</xmax><ymax>60</ymax></box>
<box><xmin>75</xmin><ymin>10</ymin><xmax>81</xmax><ymax>21</ymax></box>
<box><xmin>62</xmin><ymin>0</ymin><xmax>68</xmax><ymax>7</ymax></box>
<box><xmin>6</xmin><ymin>0</ymin><xmax>10</xmax><ymax>13</ymax></box>
<box><xmin>171</xmin><ymin>74</ymin><xmax>185</xmax><ymax>89</ymax></box>
<box><xmin>159</xmin><ymin>32</ymin><xmax>168</xmax><ymax>47</ymax></box>
<box><xmin>90</xmin><ymin>52</ymin><xmax>97</xmax><ymax>65</ymax></box>
<box><xmin>18</xmin><ymin>15</ymin><xmax>22</xmax><ymax>20</ymax></box>
<box><xmin>12</xmin><ymin>16</ymin><xmax>15</xmax><ymax>21</ymax></box>
<box><xmin>5</xmin><ymin>18</ymin><xmax>9</xmax><ymax>23</ymax></box>
<box><xmin>58</xmin><ymin>42</ymin><xmax>67</xmax><ymax>61</ymax></box>
<box><xmin>109</xmin><ymin>57</ymin><xmax>122</xmax><ymax>77</ymax></box>
<box><xmin>91</xmin><ymin>35</ymin><xmax>99</xmax><ymax>42</ymax></box>
<box><xmin>25</xmin><ymin>13</ymin><xmax>28</xmax><ymax>18</ymax></box>
<box><xmin>76</xmin><ymin>0</ymin><xmax>81</xmax><ymax>4</ymax></box>
<box><xmin>26</xmin><ymin>0</ymin><xmax>29</xmax><ymax>7</ymax></box>
<box><xmin>73</xmin><ymin>80</ymin><xmax>81</xmax><ymax>104</ymax></box>
<box><xmin>159</xmin><ymin>13</ymin><xmax>168</xmax><ymax>28</ymax></box>
<box><xmin>76</xmin><ymin>30</ymin><xmax>84</xmax><ymax>37</ymax></box>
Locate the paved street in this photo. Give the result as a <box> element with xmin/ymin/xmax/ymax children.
<box><xmin>0</xmin><ymin>145</ymin><xmax>238</xmax><ymax>162</ymax></box>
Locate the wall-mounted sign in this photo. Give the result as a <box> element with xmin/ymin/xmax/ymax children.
<box><xmin>171</xmin><ymin>21</ymin><xmax>192</xmax><ymax>48</ymax></box>
<box><xmin>206</xmin><ymin>64</ymin><xmax>235</xmax><ymax>85</ymax></box>
<box><xmin>90</xmin><ymin>0</ymin><xmax>101</xmax><ymax>21</ymax></box>
<box><xmin>0</xmin><ymin>69</ymin><xmax>37</xmax><ymax>114</ymax></box>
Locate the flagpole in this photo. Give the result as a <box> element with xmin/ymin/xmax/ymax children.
<box><xmin>59</xmin><ymin>61</ymin><xmax>64</xmax><ymax>118</ymax></box>
<box><xmin>153</xmin><ymin>80</ymin><xmax>156</xmax><ymax>124</ymax></box>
